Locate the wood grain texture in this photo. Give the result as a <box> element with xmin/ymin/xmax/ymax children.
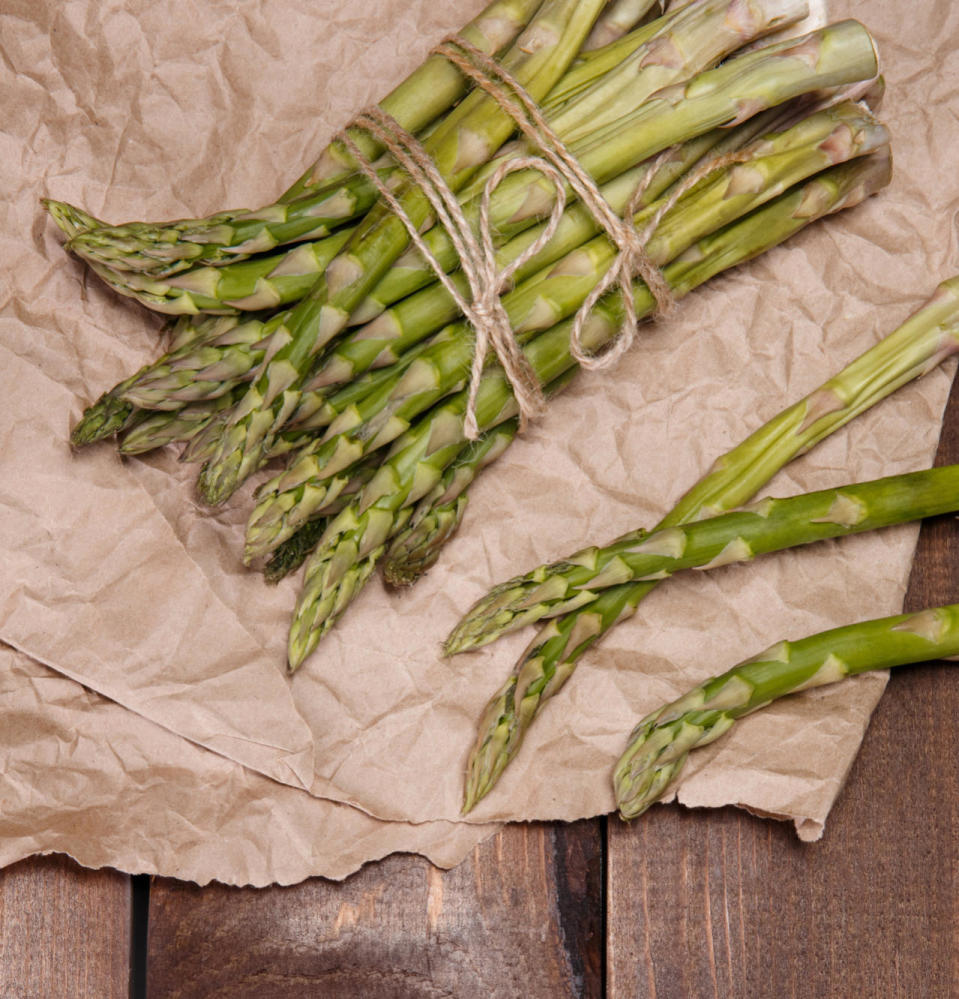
<box><xmin>146</xmin><ymin>820</ymin><xmax>603</xmax><ymax>999</ymax></box>
<box><xmin>606</xmin><ymin>369</ymin><xmax>959</xmax><ymax>999</ymax></box>
<box><xmin>0</xmin><ymin>854</ymin><xmax>131</xmax><ymax>999</ymax></box>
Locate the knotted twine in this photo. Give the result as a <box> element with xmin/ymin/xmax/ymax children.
<box><xmin>339</xmin><ymin>110</ymin><xmax>567</xmax><ymax>438</ymax></box>
<box><xmin>338</xmin><ymin>33</ymin><xmax>754</xmax><ymax>438</ymax></box>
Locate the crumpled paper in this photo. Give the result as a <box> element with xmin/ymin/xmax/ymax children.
<box><xmin>2</xmin><ymin>0</ymin><xmax>959</xmax><ymax>884</ymax></box>
<box><xmin>0</xmin><ymin>642</ymin><xmax>497</xmax><ymax>886</ymax></box>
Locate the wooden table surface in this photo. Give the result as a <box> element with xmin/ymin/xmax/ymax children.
<box><xmin>2</xmin><ymin>379</ymin><xmax>957</xmax><ymax>999</ymax></box>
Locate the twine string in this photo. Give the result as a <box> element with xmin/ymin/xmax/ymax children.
<box><xmin>434</xmin><ymin>36</ymin><xmax>682</xmax><ymax>369</ymax></box>
<box><xmin>337</xmin><ymin>32</ymin><xmax>758</xmax><ymax>433</ymax></box>
<box><xmin>340</xmin><ymin>107</ymin><xmax>568</xmax><ymax>437</ymax></box>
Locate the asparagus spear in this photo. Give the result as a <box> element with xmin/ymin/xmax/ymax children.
<box><xmin>340</xmin><ymin>107</ymin><xmax>780</xmax><ymax>334</ymax></box>
<box><xmin>385</xmin><ymin>498</ymin><xmax>470</xmax><ymax>586</ymax></box>
<box><xmin>457</xmin><ymin>0</ymin><xmax>809</xmax><ymax>197</ymax></box>
<box><xmin>62</xmin><ymin>173</ymin><xmax>381</xmax><ymax>278</ymax></box>
<box><xmin>73</xmin><ymin>229</ymin><xmax>355</xmax><ymax>316</ymax></box>
<box><xmin>62</xmin><ymin>0</ymin><xmax>795</xmax><ymax>317</ymax></box>
<box><xmin>460</xmin><ymin>265</ymin><xmax>959</xmax><ymax>814</ymax></box>
<box><xmin>246</xmin><ymin>102</ymin><xmax>887</xmax><ymax>558</ymax></box>
<box><xmin>71</xmin><ymin>0</ymin><xmax>782</xmax><ymax>319</ymax></box>
<box><xmin>119</xmin><ymin>315</ymin><xmax>279</xmax><ymax>410</ymax></box>
<box><xmin>448</xmin><ymin>465</ymin><xmax>959</xmax><ymax>649</ymax></box>
<box><xmin>263</xmin><ymin>517</ymin><xmax>333</xmax><ymax>585</ymax></box>
<box><xmin>383</xmin><ymin>419</ymin><xmax>521</xmax><ymax>585</ymax></box>
<box><xmin>43</xmin><ymin>200</ymin><xmax>101</xmax><ymax>239</ymax></box>
<box><xmin>196</xmin><ymin>0</ymin><xmax>609</xmax><ymax>506</ymax></box>
<box><xmin>614</xmin><ymin>604</ymin><xmax>959</xmax><ymax>819</ymax></box>
<box><xmin>70</xmin><ymin>314</ymin><xmax>246</xmax><ymax>446</ymax></box>
<box><xmin>281</xmin><ymin>0</ymin><xmax>548</xmax><ymax>198</ymax></box>
<box><xmin>286</xmin><ymin>152</ymin><xmax>890</xmax><ymax>671</ymax></box>
<box><xmin>118</xmin><ymin>390</ymin><xmax>243</xmax><ymax>456</ymax></box>
<box><xmin>48</xmin><ymin>0</ymin><xmax>544</xmax><ymax>273</ymax></box>
<box><xmin>261</xmin><ymin>458</ymin><xmax>382</xmax><ymax>583</ymax></box>
<box><xmin>582</xmin><ymin>0</ymin><xmax>665</xmax><ymax>51</ymax></box>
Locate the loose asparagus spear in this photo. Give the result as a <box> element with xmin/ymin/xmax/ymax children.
<box><xmin>196</xmin><ymin>0</ymin><xmax>609</xmax><ymax>505</ymax></box>
<box><xmin>286</xmin><ymin>153</ymin><xmax>890</xmax><ymax>671</ymax></box>
<box><xmin>460</xmin><ymin>266</ymin><xmax>959</xmax><ymax>813</ymax></box>
<box><xmin>246</xmin><ymin>102</ymin><xmax>887</xmax><ymax>558</ymax></box>
<box><xmin>447</xmin><ymin>465</ymin><xmax>959</xmax><ymax>649</ymax></box>
<box><xmin>614</xmin><ymin>604</ymin><xmax>959</xmax><ymax>819</ymax></box>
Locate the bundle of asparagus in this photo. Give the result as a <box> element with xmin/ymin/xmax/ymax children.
<box><xmin>451</xmin><ymin>276</ymin><xmax>959</xmax><ymax>811</ymax></box>
<box><xmin>614</xmin><ymin>604</ymin><xmax>959</xmax><ymax>819</ymax></box>
<box><xmin>52</xmin><ymin>0</ymin><xmax>892</xmax><ymax>674</ymax></box>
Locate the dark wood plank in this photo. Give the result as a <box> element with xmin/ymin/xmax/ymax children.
<box><xmin>0</xmin><ymin>854</ymin><xmax>132</xmax><ymax>999</ymax></box>
<box><xmin>606</xmin><ymin>370</ymin><xmax>959</xmax><ymax>998</ymax></box>
<box><xmin>146</xmin><ymin>820</ymin><xmax>603</xmax><ymax>998</ymax></box>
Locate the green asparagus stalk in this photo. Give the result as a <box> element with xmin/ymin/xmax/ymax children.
<box><xmin>117</xmin><ymin>390</ymin><xmax>243</xmax><ymax>456</ymax></box>
<box><xmin>340</xmin><ymin>104</ymin><xmax>783</xmax><ymax>334</ymax></box>
<box><xmin>281</xmin><ymin>0</ymin><xmax>548</xmax><ymax>198</ymax></box>
<box><xmin>70</xmin><ymin>314</ymin><xmax>245</xmax><ymax>446</ymax></box>
<box><xmin>383</xmin><ymin>419</ymin><xmax>520</xmax><ymax>585</ymax></box>
<box><xmin>582</xmin><ymin>0</ymin><xmax>664</xmax><ymax>51</ymax></box>
<box><xmin>246</xmin><ymin>102</ymin><xmax>887</xmax><ymax>558</ymax></box>
<box><xmin>61</xmin><ymin>0</ymin><xmax>791</xmax><ymax>315</ymax></box>
<box><xmin>550</xmin><ymin>0</ymin><xmax>809</xmax><ymax>148</ymax></box>
<box><xmin>63</xmin><ymin>174</ymin><xmax>380</xmax><ymax>278</ymax></box>
<box><xmin>286</xmin><ymin>152</ymin><xmax>890</xmax><ymax>672</ymax></box>
<box><xmin>119</xmin><ymin>315</ymin><xmax>278</xmax><ymax>410</ymax></box>
<box><xmin>614</xmin><ymin>604</ymin><xmax>959</xmax><ymax>819</ymax></box>
<box><xmin>385</xmin><ymin>497</ymin><xmax>470</xmax><ymax>586</ymax></box>
<box><xmin>460</xmin><ymin>265</ymin><xmax>959</xmax><ymax>814</ymax></box>
<box><xmin>43</xmin><ymin>200</ymin><xmax>102</xmax><ymax>240</ymax></box>
<box><xmin>48</xmin><ymin>0</ymin><xmax>543</xmax><ymax>274</ymax></box>
<box><xmin>196</xmin><ymin>0</ymin><xmax>609</xmax><ymax>506</ymax></box>
<box><xmin>457</xmin><ymin>0</ymin><xmax>809</xmax><ymax>199</ymax></box>
<box><xmin>264</xmin><ymin>517</ymin><xmax>334</xmax><ymax>585</ymax></box>
<box><xmin>261</xmin><ymin>458</ymin><xmax>382</xmax><ymax>583</ymax></box>
<box><xmin>76</xmin><ymin>229</ymin><xmax>356</xmax><ymax>316</ymax></box>
<box><xmin>448</xmin><ymin>465</ymin><xmax>959</xmax><ymax>649</ymax></box>
<box><xmin>542</xmin><ymin>7</ymin><xmax>679</xmax><ymax>110</ymax></box>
